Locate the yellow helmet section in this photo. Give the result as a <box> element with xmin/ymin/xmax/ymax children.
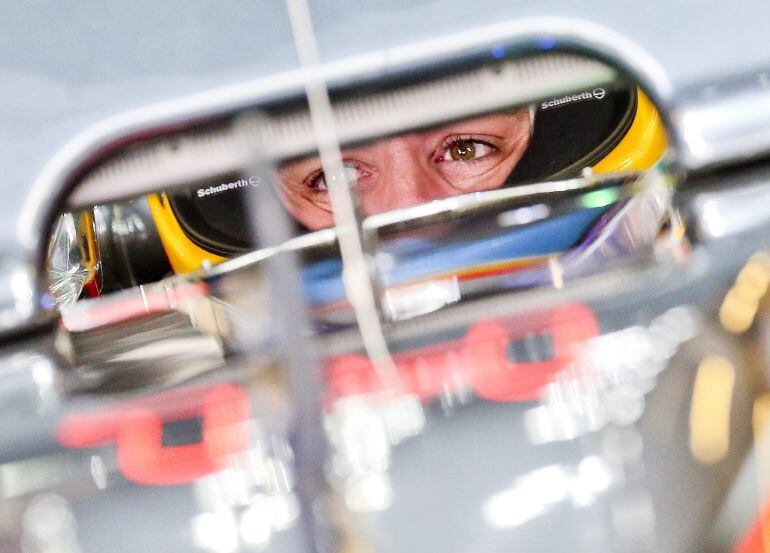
<box><xmin>147</xmin><ymin>193</ymin><xmax>226</xmax><ymax>274</ymax></box>
<box><xmin>592</xmin><ymin>89</ymin><xmax>667</xmax><ymax>173</ymax></box>
<box><xmin>76</xmin><ymin>210</ymin><xmax>100</xmax><ymax>284</ymax></box>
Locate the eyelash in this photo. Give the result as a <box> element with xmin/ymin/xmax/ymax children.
<box><xmin>305</xmin><ymin>170</ymin><xmax>326</xmax><ymax>191</ymax></box>
<box><xmin>302</xmin><ymin>135</ymin><xmax>499</xmax><ymax>191</ymax></box>
<box><xmin>436</xmin><ymin>135</ymin><xmax>499</xmax><ymax>163</ymax></box>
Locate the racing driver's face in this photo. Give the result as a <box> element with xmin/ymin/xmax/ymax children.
<box><xmin>277</xmin><ymin>109</ymin><xmax>533</xmax><ymax>229</ymax></box>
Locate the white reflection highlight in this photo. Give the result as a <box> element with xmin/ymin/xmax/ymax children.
<box><xmin>22</xmin><ymin>493</ymin><xmax>81</xmax><ymax>553</ymax></box>
<box><xmin>266</xmin><ymin>494</ymin><xmax>300</xmax><ymax>531</ymax></box>
<box><xmin>701</xmin><ymin>201</ymin><xmax>726</xmax><ymax>238</ymax></box>
<box><xmin>525</xmin><ymin>368</ymin><xmax>605</xmax><ymax>444</ymax></box>
<box><xmin>89</xmin><ymin>456</ymin><xmax>107</xmax><ymax>491</ymax></box>
<box><xmin>680</xmin><ymin>111</ymin><xmax>713</xmax><ymax>161</ymax></box>
<box><xmin>525</xmin><ymin>307</ymin><xmax>699</xmax><ymax>445</ymax></box>
<box><xmin>344</xmin><ymin>473</ymin><xmax>394</xmax><ymax>512</ymax></box>
<box><xmin>383</xmin><ymin>277</ymin><xmax>461</xmax><ymax>321</ymax></box>
<box><xmin>497</xmin><ymin>203</ymin><xmax>551</xmax><ymax>227</ymax></box>
<box><xmin>484</xmin><ymin>465</ymin><xmax>566</xmax><ymax>527</ymax></box>
<box><xmin>603</xmin><ymin>386</ymin><xmax>645</xmax><ymax>426</ymax></box>
<box><xmin>28</xmin><ymin>356</ymin><xmax>59</xmax><ymax>413</ymax></box>
<box><xmin>326</xmin><ymin>393</ymin><xmax>424</xmax><ymax>512</ymax></box>
<box><xmin>192</xmin><ymin>435</ymin><xmax>299</xmax><ymax>552</ymax></box>
<box><xmin>548</xmin><ymin>256</ymin><xmax>564</xmax><ymax>289</ymax></box>
<box><xmin>239</xmin><ymin>496</ymin><xmax>271</xmax><ymax>548</ymax></box>
<box><xmin>572</xmin><ymin>456</ymin><xmax>613</xmax><ymax>507</ymax></box>
<box><xmin>192</xmin><ymin>512</ymin><xmax>239</xmax><ymax>553</ymax></box>
<box><xmin>483</xmin><ymin>456</ymin><xmax>613</xmax><ymax>528</ymax></box>
<box><xmin>12</xmin><ymin>267</ymin><xmax>36</xmax><ymax>318</ymax></box>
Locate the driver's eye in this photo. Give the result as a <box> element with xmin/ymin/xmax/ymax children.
<box><xmin>441</xmin><ymin>139</ymin><xmax>495</xmax><ymax>162</ymax></box>
<box><xmin>308</xmin><ymin>163</ymin><xmax>360</xmax><ymax>191</ymax></box>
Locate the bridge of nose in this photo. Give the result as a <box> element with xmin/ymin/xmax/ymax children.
<box><xmin>367</xmin><ymin>135</ymin><xmax>454</xmax><ymax>212</ymax></box>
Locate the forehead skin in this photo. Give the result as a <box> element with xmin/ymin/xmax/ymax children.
<box><xmin>276</xmin><ymin>109</ymin><xmax>532</xmax><ymax>229</ymax></box>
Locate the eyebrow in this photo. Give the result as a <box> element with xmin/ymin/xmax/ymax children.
<box><xmin>281</xmin><ymin>112</ymin><xmax>529</xmax><ymax>176</ymax></box>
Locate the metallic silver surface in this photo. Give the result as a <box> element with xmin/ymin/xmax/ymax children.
<box><xmin>673</xmin><ymin>71</ymin><xmax>770</xmax><ymax>171</ymax></box>
<box><xmin>2</xmin><ymin>4</ymin><xmax>770</xmax><ymax>553</ymax></box>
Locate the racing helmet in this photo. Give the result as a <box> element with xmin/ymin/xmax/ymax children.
<box><xmin>49</xmin><ymin>83</ymin><xmax>666</xmax><ymax>301</ymax></box>
<box><xmin>148</xmin><ymin>85</ymin><xmax>666</xmax><ymax>275</ymax></box>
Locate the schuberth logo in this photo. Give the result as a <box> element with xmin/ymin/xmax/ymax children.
<box><xmin>540</xmin><ymin>87</ymin><xmax>606</xmax><ymax>110</ymax></box>
<box><xmin>196</xmin><ymin>175</ymin><xmax>260</xmax><ymax>199</ymax></box>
